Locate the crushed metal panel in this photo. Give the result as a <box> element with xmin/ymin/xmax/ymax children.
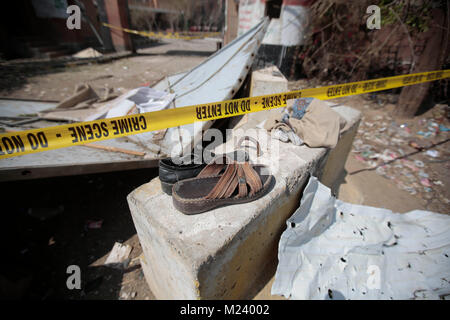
<box><xmin>128</xmin><ymin>18</ymin><xmax>269</xmax><ymax>157</ymax></box>
<box><xmin>0</xmin><ymin>135</ymin><xmax>157</xmax><ymax>182</ymax></box>
<box><xmin>0</xmin><ymin>99</ymin><xmax>56</xmax><ymax>117</ymax></box>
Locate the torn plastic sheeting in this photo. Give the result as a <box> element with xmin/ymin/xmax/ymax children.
<box><xmin>272</xmin><ymin>176</ymin><xmax>450</xmax><ymax>300</ymax></box>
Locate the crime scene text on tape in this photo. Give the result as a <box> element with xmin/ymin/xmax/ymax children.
<box><xmin>0</xmin><ymin>69</ymin><xmax>449</xmax><ymax>159</ymax></box>
<box><xmin>102</xmin><ymin>23</ymin><xmax>221</xmax><ymax>40</ymax></box>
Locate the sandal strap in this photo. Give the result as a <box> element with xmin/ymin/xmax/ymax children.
<box><xmin>241</xmin><ymin>162</ymin><xmax>262</xmax><ymax>196</ymax></box>
<box><xmin>198</xmin><ymin>135</ymin><xmax>260</xmax><ymax>179</ymax></box>
<box><xmin>205</xmin><ymin>162</ymin><xmax>237</xmax><ymax>199</ymax></box>
<box><xmin>205</xmin><ymin>161</ymin><xmax>263</xmax><ymax>200</ymax></box>
<box><xmin>237</xmin><ymin>165</ymin><xmax>247</xmax><ymax>198</ymax></box>
<box><xmin>197</xmin><ymin>154</ymin><xmax>231</xmax><ymax>177</ymax></box>
<box><xmin>237</xmin><ymin>136</ymin><xmax>261</xmax><ymax>157</ymax></box>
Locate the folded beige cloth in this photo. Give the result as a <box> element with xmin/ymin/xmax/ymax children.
<box><xmin>264</xmin><ymin>98</ymin><xmax>346</xmax><ymax>148</ymax></box>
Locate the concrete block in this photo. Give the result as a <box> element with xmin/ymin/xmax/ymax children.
<box><xmin>318</xmin><ymin>106</ymin><xmax>362</xmax><ymax>194</ymax></box>
<box><xmin>249</xmin><ymin>65</ymin><xmax>288</xmax><ymax>97</ymax></box>
<box><xmin>127</xmin><ymin>105</ymin><xmax>361</xmax><ymax>300</ymax></box>
<box><xmin>234</xmin><ymin>65</ymin><xmax>288</xmax><ymax>129</ymax></box>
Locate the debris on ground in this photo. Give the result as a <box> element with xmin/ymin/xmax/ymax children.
<box><xmin>351</xmin><ymin>102</ymin><xmax>450</xmax><ymax>208</ymax></box>
<box><xmin>104</xmin><ymin>242</ymin><xmax>132</xmax><ymax>269</ymax></box>
<box><xmin>72</xmin><ymin>48</ymin><xmax>103</xmax><ymax>59</ymax></box>
<box><xmin>85</xmin><ymin>219</ymin><xmax>104</xmax><ymax>230</ymax></box>
<box><xmin>426</xmin><ymin>150</ymin><xmax>440</xmax><ymax>158</ymax></box>
<box><xmin>48</xmin><ymin>237</ymin><xmax>56</xmax><ymax>246</ymax></box>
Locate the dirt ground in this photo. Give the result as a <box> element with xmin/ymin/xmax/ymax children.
<box><xmin>0</xmin><ymin>39</ymin><xmax>448</xmax><ymax>300</ymax></box>
<box><xmin>331</xmin><ymin>94</ymin><xmax>449</xmax><ymax>214</ymax></box>
<box><xmin>0</xmin><ymin>38</ymin><xmax>216</xmax><ymax>101</ymax></box>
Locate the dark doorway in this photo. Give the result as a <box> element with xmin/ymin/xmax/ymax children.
<box><xmin>266</xmin><ymin>0</ymin><xmax>282</xmax><ymax>19</ymax></box>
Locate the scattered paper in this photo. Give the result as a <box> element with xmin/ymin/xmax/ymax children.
<box><xmin>426</xmin><ymin>150</ymin><xmax>440</xmax><ymax>158</ymax></box>
<box><xmin>104</xmin><ymin>87</ymin><xmax>174</xmax><ymax>119</ymax></box>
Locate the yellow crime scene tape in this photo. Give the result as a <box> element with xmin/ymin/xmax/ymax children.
<box><xmin>102</xmin><ymin>23</ymin><xmax>221</xmax><ymax>40</ymax></box>
<box><xmin>0</xmin><ymin>70</ymin><xmax>449</xmax><ymax>159</ymax></box>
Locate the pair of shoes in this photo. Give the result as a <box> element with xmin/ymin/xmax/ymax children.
<box><xmin>171</xmin><ymin>136</ymin><xmax>273</xmax><ymax>215</ymax></box>
<box><xmin>159</xmin><ymin>149</ymin><xmax>250</xmax><ymax>196</ymax></box>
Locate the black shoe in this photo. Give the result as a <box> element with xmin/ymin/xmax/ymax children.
<box><xmin>159</xmin><ymin>156</ymin><xmax>206</xmax><ymax>195</ymax></box>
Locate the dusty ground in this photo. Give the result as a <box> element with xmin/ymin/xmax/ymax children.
<box><xmin>331</xmin><ymin>94</ymin><xmax>449</xmax><ymax>214</ymax></box>
<box><xmin>0</xmin><ymin>38</ymin><xmax>215</xmax><ymax>101</ymax></box>
<box><xmin>0</xmin><ymin>38</ymin><xmax>448</xmax><ymax>300</ymax></box>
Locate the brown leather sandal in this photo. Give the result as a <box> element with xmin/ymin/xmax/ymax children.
<box><xmin>172</xmin><ymin>137</ymin><xmax>273</xmax><ymax>215</ymax></box>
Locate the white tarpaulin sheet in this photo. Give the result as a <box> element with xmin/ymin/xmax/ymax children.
<box><xmin>272</xmin><ymin>176</ymin><xmax>450</xmax><ymax>300</ymax></box>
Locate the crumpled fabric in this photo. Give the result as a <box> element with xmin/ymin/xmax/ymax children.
<box><xmin>265</xmin><ymin>98</ymin><xmax>347</xmax><ymax>148</ymax></box>
<box><xmin>272</xmin><ymin>122</ymin><xmax>304</xmax><ymax>145</ymax></box>
<box><xmin>291</xmin><ymin>97</ymin><xmax>313</xmax><ymax>120</ymax></box>
<box><xmin>272</xmin><ymin>176</ymin><xmax>450</xmax><ymax>300</ymax></box>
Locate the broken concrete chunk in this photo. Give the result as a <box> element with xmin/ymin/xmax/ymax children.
<box><xmin>104</xmin><ymin>242</ymin><xmax>132</xmax><ymax>269</ymax></box>
<box><xmin>72</xmin><ymin>48</ymin><xmax>102</xmax><ymax>59</ymax></box>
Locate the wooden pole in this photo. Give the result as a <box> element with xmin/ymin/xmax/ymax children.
<box><xmin>394</xmin><ymin>7</ymin><xmax>448</xmax><ymax>118</ymax></box>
